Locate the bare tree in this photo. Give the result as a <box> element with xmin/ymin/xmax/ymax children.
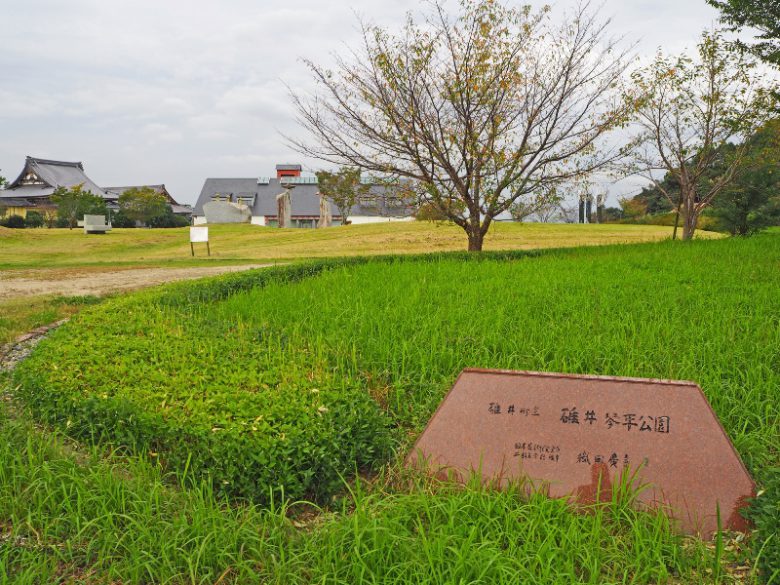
<box><xmin>557</xmin><ymin>201</ymin><xmax>580</xmax><ymax>224</ymax></box>
<box><xmin>509</xmin><ymin>186</ymin><xmax>561</xmax><ymax>223</ymax></box>
<box><xmin>535</xmin><ymin>200</ymin><xmax>563</xmax><ymax>223</ymax></box>
<box><xmin>315</xmin><ymin>167</ymin><xmax>371</xmax><ymax>225</ymax></box>
<box><xmin>290</xmin><ymin>0</ymin><xmax>634</xmax><ymax>251</ymax></box>
<box><xmin>625</xmin><ymin>30</ymin><xmax>774</xmax><ymax>240</ymax></box>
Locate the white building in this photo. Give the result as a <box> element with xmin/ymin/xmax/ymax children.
<box><xmin>192</xmin><ymin>164</ymin><xmax>413</xmax><ymax>227</ymax></box>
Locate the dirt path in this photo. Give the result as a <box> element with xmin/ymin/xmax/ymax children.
<box><xmin>0</xmin><ymin>264</ymin><xmax>274</xmax><ymax>300</ymax></box>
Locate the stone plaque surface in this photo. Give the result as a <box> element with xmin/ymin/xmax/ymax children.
<box><xmin>408</xmin><ymin>369</ymin><xmax>755</xmax><ymax>536</ymax></box>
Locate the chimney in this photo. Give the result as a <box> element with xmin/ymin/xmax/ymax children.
<box><xmin>276</xmin><ymin>164</ymin><xmax>302</xmax><ymax>179</ymax></box>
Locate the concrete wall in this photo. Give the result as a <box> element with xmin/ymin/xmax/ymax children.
<box><xmin>349</xmin><ymin>215</ymin><xmax>414</xmax><ymax>225</ymax></box>
<box><xmin>194</xmin><ymin>214</ymin><xmax>413</xmax><ymax>227</ymax></box>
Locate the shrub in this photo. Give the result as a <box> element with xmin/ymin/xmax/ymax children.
<box><xmin>51</xmin><ymin>185</ymin><xmax>107</xmax><ymax>229</ymax></box>
<box><xmin>24</xmin><ymin>211</ymin><xmax>45</xmax><ymax>228</ymax></box>
<box><xmin>615</xmin><ymin>211</ymin><xmax>720</xmax><ymax>231</ymax></box>
<box><xmin>110</xmin><ymin>210</ymin><xmax>135</xmax><ymax>228</ymax></box>
<box><xmin>118</xmin><ymin>187</ymin><xmax>167</xmax><ymax>225</ymax></box>
<box><xmin>1</xmin><ymin>214</ymin><xmax>26</xmax><ymax>228</ymax></box>
<box><xmin>148</xmin><ymin>206</ymin><xmax>190</xmax><ymax>228</ymax></box>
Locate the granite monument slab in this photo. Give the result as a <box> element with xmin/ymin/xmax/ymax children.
<box><xmin>408</xmin><ymin>369</ymin><xmax>755</xmax><ymax>536</ymax></box>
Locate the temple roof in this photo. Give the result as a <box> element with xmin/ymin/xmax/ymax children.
<box><xmin>4</xmin><ymin>156</ymin><xmax>106</xmax><ymax>198</ymax></box>
<box><xmin>103</xmin><ymin>184</ymin><xmax>180</xmax><ymax>205</ymax></box>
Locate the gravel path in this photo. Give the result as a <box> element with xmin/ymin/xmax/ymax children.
<box><xmin>0</xmin><ymin>264</ymin><xmax>273</xmax><ymax>300</ymax></box>
<box><xmin>0</xmin><ymin>320</ymin><xmax>68</xmax><ymax>373</ymax></box>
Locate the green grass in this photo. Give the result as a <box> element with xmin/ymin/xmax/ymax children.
<box><xmin>0</xmin><ymin>398</ymin><xmax>730</xmax><ymax>584</ymax></box>
<box><xmin>0</xmin><ymin>222</ymin><xmax>718</xmax><ymax>271</ymax></box>
<box><xmin>0</xmin><ymin>222</ymin><xmax>718</xmax><ymax>344</ymax></box>
<box><xmin>0</xmin><ymin>295</ymin><xmax>101</xmax><ymax>345</ymax></box>
<box><xmin>13</xmin><ymin>261</ymin><xmax>395</xmax><ymax>505</ymax></box>
<box><xmin>9</xmin><ymin>234</ymin><xmax>780</xmax><ymax>582</ymax></box>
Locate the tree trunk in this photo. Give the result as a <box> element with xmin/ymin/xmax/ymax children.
<box><xmin>681</xmin><ymin>204</ymin><xmax>699</xmax><ymax>241</ymax></box>
<box><xmin>586</xmin><ymin>198</ymin><xmax>593</xmax><ymax>224</ymax></box>
<box><xmin>467</xmin><ymin>227</ymin><xmax>484</xmax><ymax>252</ymax></box>
<box><xmin>672</xmin><ymin>190</ymin><xmax>686</xmax><ymax>240</ymax></box>
<box><xmin>682</xmin><ymin>195</ymin><xmax>700</xmax><ymax>241</ymax></box>
<box><xmin>596</xmin><ymin>205</ymin><xmax>604</xmax><ymax>224</ymax></box>
<box><xmin>578</xmin><ymin>200</ymin><xmax>585</xmax><ymax>224</ymax></box>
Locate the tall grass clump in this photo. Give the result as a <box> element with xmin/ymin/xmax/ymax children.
<box><xmin>0</xmin><ymin>398</ymin><xmax>720</xmax><ymax>583</ymax></box>
<box><xmin>0</xmin><ymin>399</ymin><xmax>288</xmax><ymax>584</ymax></box>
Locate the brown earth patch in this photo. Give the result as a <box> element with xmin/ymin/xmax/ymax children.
<box><xmin>0</xmin><ymin>264</ymin><xmax>273</xmax><ymax>300</ymax></box>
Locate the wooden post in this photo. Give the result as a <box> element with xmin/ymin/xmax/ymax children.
<box><xmin>191</xmin><ymin>242</ymin><xmax>195</xmax><ymax>257</ymax></box>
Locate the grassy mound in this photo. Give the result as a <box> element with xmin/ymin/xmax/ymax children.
<box><xmin>12</xmin><ymin>236</ymin><xmax>780</xmax><ymax>573</ymax></box>
<box><xmin>2</xmin><ymin>400</ymin><xmax>723</xmax><ymax>583</ymax></box>
<box><xmin>13</xmin><ymin>262</ymin><xmax>394</xmax><ymax>504</ymax></box>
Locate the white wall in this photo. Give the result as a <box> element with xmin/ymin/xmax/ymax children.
<box><xmin>348</xmin><ymin>215</ymin><xmax>414</xmax><ymax>225</ymax></box>
<box><xmin>196</xmin><ymin>214</ymin><xmax>411</xmax><ymax>226</ymax></box>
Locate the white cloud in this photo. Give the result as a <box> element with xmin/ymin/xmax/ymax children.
<box><xmin>0</xmin><ymin>0</ymin><xmax>725</xmax><ymax>204</ymax></box>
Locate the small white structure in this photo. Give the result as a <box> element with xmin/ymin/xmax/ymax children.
<box><xmin>83</xmin><ymin>214</ymin><xmax>111</xmax><ymax>234</ymax></box>
<box><xmin>189</xmin><ymin>226</ymin><xmax>210</xmax><ymax>256</ymax></box>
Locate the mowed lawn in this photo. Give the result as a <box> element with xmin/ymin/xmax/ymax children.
<box><xmin>0</xmin><ymin>221</ymin><xmax>719</xmax><ymax>272</ymax></box>
<box><xmin>0</xmin><ymin>222</ymin><xmax>719</xmax><ymax>345</ymax></box>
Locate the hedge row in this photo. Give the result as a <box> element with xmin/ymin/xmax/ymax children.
<box><xmin>12</xmin><ymin>260</ymin><xmax>395</xmax><ymax>504</ymax></box>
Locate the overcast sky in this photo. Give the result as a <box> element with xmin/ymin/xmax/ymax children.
<box><xmin>0</xmin><ymin>0</ymin><xmax>723</xmax><ymax>205</ymax></box>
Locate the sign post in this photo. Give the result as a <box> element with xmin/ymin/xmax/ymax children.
<box><xmin>189</xmin><ymin>226</ymin><xmax>210</xmax><ymax>256</ymax></box>
<box><xmin>408</xmin><ymin>369</ymin><xmax>755</xmax><ymax>537</ymax></box>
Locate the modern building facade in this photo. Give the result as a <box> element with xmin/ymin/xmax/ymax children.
<box><xmin>192</xmin><ymin>164</ymin><xmax>414</xmax><ymax>227</ymax></box>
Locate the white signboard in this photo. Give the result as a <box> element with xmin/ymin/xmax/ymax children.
<box><xmin>190</xmin><ymin>227</ymin><xmax>209</xmax><ymax>243</ymax></box>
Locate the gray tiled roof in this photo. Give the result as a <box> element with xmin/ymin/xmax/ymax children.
<box><xmin>104</xmin><ymin>184</ymin><xmax>181</xmax><ymax>205</ymax></box>
<box><xmin>0</xmin><ymin>196</ymin><xmax>40</xmax><ymax>207</ymax></box>
<box><xmin>0</xmin><ymin>185</ymin><xmax>56</xmax><ymax>199</ymax></box>
<box><xmin>2</xmin><ymin>158</ymin><xmax>188</xmax><ymax>213</ymax></box>
<box><xmin>6</xmin><ymin>157</ymin><xmax>107</xmax><ymax>198</ymax></box>
<box><xmin>170</xmin><ymin>204</ymin><xmax>193</xmax><ymax>215</ymax></box>
<box><xmin>193</xmin><ymin>177</ymin><xmax>411</xmax><ymax>218</ymax></box>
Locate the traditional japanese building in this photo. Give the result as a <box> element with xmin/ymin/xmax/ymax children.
<box><xmin>0</xmin><ymin>156</ymin><xmax>190</xmax><ymax>220</ymax></box>
<box><xmin>0</xmin><ymin>157</ymin><xmax>107</xmax><ymax>219</ymax></box>
<box><xmin>192</xmin><ymin>164</ymin><xmax>413</xmax><ymax>227</ymax></box>
<box><xmin>104</xmin><ymin>185</ymin><xmax>192</xmax><ymax>217</ymax></box>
